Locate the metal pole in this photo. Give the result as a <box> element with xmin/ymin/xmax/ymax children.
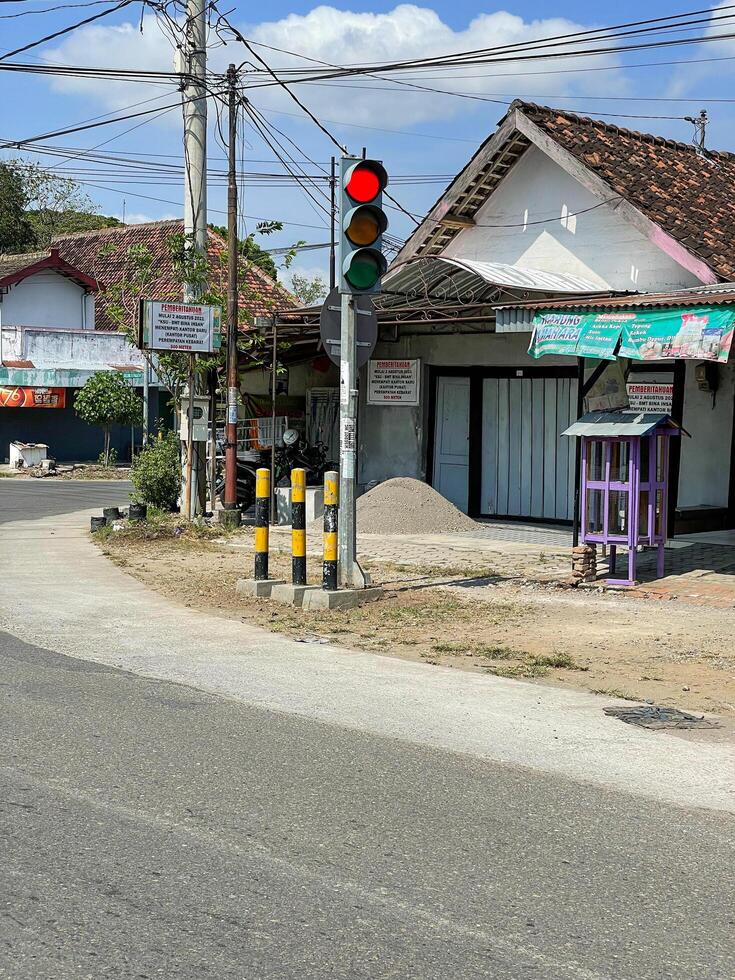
<box><xmin>142</xmin><ymin>358</ymin><xmax>150</xmax><ymax>447</ymax></box>
<box><xmin>572</xmin><ymin>356</ymin><xmax>585</xmax><ymax>548</ymax></box>
<box><xmin>223</xmin><ymin>63</ymin><xmax>240</xmax><ymax>522</ymax></box>
<box><xmin>291</xmin><ymin>467</ymin><xmax>307</xmax><ymax>585</ymax></box>
<box><xmin>208</xmin><ymin>368</ymin><xmax>217</xmax><ymax>514</ymax></box>
<box><xmin>184</xmin><ymin>353</ymin><xmax>196</xmax><ymax>519</ymax></box>
<box><xmin>270</xmin><ymin>320</ymin><xmax>278</xmax><ymax>524</ymax></box>
<box><xmin>337</xmin><ymin>292</ymin><xmax>367</xmax><ymax>588</ymax></box>
<box><xmin>323</xmin><ymin>470</ymin><xmax>338</xmax><ymax>591</ymax></box>
<box><xmin>329</xmin><ymin>156</ymin><xmax>336</xmax><ymax>290</ymax></box>
<box><xmin>182</xmin><ymin>0</ymin><xmax>207</xmax><ymax>516</ymax></box>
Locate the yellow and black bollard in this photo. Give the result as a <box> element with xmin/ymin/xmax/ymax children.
<box><xmin>254</xmin><ymin>467</ymin><xmax>270</xmax><ymax>580</ymax></box>
<box><xmin>322</xmin><ymin>470</ymin><xmax>338</xmax><ymax>591</ymax></box>
<box><xmin>291</xmin><ymin>467</ymin><xmax>307</xmax><ymax>586</ymax></box>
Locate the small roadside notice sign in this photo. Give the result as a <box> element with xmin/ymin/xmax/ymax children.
<box><xmin>139</xmin><ymin>300</ymin><xmax>221</xmax><ymax>353</ymax></box>
<box><xmin>626</xmin><ymin>382</ymin><xmax>673</xmax><ymax>413</ymax></box>
<box><xmin>367</xmin><ymin>359</ymin><xmax>420</xmax><ymax>405</ymax></box>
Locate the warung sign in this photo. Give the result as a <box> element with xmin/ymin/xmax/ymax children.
<box><xmin>139</xmin><ymin>300</ymin><xmax>222</xmax><ymax>353</ymax></box>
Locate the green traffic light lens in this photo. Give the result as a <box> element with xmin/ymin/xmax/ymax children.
<box><xmin>345</xmin><ymin>250</ymin><xmax>381</xmax><ymax>289</ymax></box>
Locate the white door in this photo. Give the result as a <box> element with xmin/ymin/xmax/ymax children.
<box><xmin>433</xmin><ymin>376</ymin><xmax>470</xmax><ymax>511</ymax></box>
<box><xmin>481</xmin><ymin>376</ymin><xmax>576</xmax><ymax>520</ymax></box>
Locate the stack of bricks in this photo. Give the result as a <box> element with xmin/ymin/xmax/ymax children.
<box><xmin>570</xmin><ymin>543</ymin><xmax>597</xmax><ymax>585</ymax></box>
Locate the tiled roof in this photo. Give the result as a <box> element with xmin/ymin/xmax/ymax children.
<box><xmin>0</xmin><ymin>248</ymin><xmax>98</xmax><ymax>290</ymax></box>
<box><xmin>53</xmin><ymin>219</ymin><xmax>294</xmax><ymax>331</ymax></box>
<box><xmin>396</xmin><ymin>101</ymin><xmax>735</xmax><ymax>280</ymax></box>
<box><xmin>515</xmin><ymin>101</ymin><xmax>735</xmax><ymax>280</ymax></box>
<box><xmin>0</xmin><ymin>251</ymin><xmax>50</xmax><ymax>279</ymax></box>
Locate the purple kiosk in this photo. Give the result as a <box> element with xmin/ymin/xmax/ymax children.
<box><xmin>563</xmin><ymin>412</ymin><xmax>684</xmax><ymax>586</ymax></box>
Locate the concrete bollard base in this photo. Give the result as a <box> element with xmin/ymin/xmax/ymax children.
<box><xmin>302</xmin><ymin>587</ymin><xmax>383</xmax><ymax>611</ymax></box>
<box><xmin>270</xmin><ymin>583</ymin><xmax>320</xmax><ymax>607</ymax></box>
<box><xmin>236</xmin><ymin>578</ymin><xmax>286</xmax><ymax>597</ymax></box>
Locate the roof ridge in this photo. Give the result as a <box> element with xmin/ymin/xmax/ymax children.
<box><xmin>52</xmin><ymin>218</ymin><xmax>183</xmax><ymax>242</ymax></box>
<box><xmin>511</xmin><ymin>99</ymin><xmax>735</xmax><ymax>161</ymax></box>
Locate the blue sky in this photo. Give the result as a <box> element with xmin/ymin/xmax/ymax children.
<box><xmin>2</xmin><ymin>1</ymin><xmax>734</xmax><ymax>286</ymax></box>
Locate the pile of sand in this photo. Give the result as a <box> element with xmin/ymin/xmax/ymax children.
<box><xmin>354</xmin><ymin>477</ymin><xmax>478</xmax><ymax>535</ymax></box>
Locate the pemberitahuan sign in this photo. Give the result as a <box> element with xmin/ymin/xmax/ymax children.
<box><xmin>139</xmin><ymin>299</ymin><xmax>222</xmax><ymax>353</ymax></box>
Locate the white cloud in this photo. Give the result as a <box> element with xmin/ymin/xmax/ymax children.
<box><xmin>119</xmin><ymin>211</ymin><xmax>178</xmax><ymax>224</ymax></box>
<box><xmin>43</xmin><ymin>6</ymin><xmax>627</xmax><ymax>133</ymax></box>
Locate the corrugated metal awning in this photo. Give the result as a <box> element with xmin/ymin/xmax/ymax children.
<box><xmin>379</xmin><ymin>255</ymin><xmax>605</xmax><ymax>312</ymax></box>
<box><xmin>563</xmin><ymin>411</ymin><xmax>680</xmax><ymax>437</ymax></box>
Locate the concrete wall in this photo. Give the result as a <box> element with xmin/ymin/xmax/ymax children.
<box><xmin>0</xmin><ymin>389</ymin><xmax>152</xmax><ymax>463</ymax></box>
<box><xmin>358</xmin><ymin>330</ymin><xmax>569</xmax><ymax>486</ymax></box>
<box><xmin>678</xmin><ymin>360</ymin><xmax>734</xmax><ymax>508</ymax></box>
<box><xmin>241</xmin><ymin>360</ymin><xmax>338</xmax><ymax>398</ymax></box>
<box><xmin>0</xmin><ymin>271</ymin><xmax>90</xmax><ymax>329</ymax></box>
<box><xmin>443</xmin><ymin>146</ymin><xmax>702</xmax><ymax>292</ymax></box>
<box><xmin>358</xmin><ymin>330</ymin><xmax>735</xmax><ymax>511</ymax></box>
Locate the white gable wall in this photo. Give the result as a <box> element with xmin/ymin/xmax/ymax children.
<box><xmin>443</xmin><ymin>145</ymin><xmax>701</xmax><ymax>292</ymax></box>
<box><xmin>0</xmin><ymin>270</ymin><xmax>90</xmax><ymax>330</ymax></box>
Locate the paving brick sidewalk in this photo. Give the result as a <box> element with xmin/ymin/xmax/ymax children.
<box><xmin>258</xmin><ymin>523</ymin><xmax>735</xmax><ymax>605</ymax></box>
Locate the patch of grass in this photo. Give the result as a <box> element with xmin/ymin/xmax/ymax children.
<box><xmin>431</xmin><ymin>642</ymin><xmax>468</xmax><ymax>654</ymax></box>
<box><xmin>592</xmin><ymin>687</ymin><xmax>642</xmax><ymax>701</ymax></box>
<box><xmin>485</xmin><ymin>663</ymin><xmax>549</xmax><ymax>679</ymax></box>
<box><xmin>473</xmin><ymin>644</ymin><xmax>522</xmax><ymax>661</ymax></box>
<box><xmin>382</xmin><ymin>562</ymin><xmax>497</xmax><ymax>580</ymax></box>
<box><xmin>529</xmin><ymin>651</ymin><xmax>588</xmax><ymax>671</ymax></box>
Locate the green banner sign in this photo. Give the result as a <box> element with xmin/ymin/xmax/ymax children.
<box><xmin>529</xmin><ymin>306</ymin><xmax>735</xmax><ymax>362</ymax></box>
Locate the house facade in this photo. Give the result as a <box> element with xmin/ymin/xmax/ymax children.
<box><xmin>0</xmin><ymin>220</ymin><xmax>290</xmax><ymax>463</ymax></box>
<box><xmin>354</xmin><ymin>102</ymin><xmax>735</xmax><ymax>532</ymax></box>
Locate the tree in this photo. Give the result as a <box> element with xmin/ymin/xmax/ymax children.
<box><xmin>289</xmin><ymin>272</ymin><xmax>328</xmax><ymax>307</ymax></box>
<box><xmin>0</xmin><ymin>163</ymin><xmax>35</xmax><ymax>253</ymax></box>
<box><xmin>74</xmin><ymin>372</ymin><xmax>143</xmax><ymax>466</ymax></box>
<box><xmin>208</xmin><ymin>222</ymin><xmax>280</xmax><ymax>280</ymax></box>
<box><xmin>0</xmin><ymin>160</ymin><xmax>119</xmax><ymax>253</ymax></box>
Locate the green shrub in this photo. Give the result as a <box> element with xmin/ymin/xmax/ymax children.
<box><xmin>131</xmin><ymin>431</ymin><xmax>180</xmax><ymax>511</ymax></box>
<box><xmin>74</xmin><ymin>371</ymin><xmax>142</xmax><ymax>466</ymax></box>
<box><xmin>97</xmin><ymin>448</ymin><xmax>119</xmax><ymax>468</ymax></box>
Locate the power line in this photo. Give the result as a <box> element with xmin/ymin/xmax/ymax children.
<box><xmin>0</xmin><ymin>0</ymin><xmax>134</xmax><ymax>61</ymax></box>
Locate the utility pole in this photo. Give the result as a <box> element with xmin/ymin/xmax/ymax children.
<box><xmin>181</xmin><ymin>0</ymin><xmax>207</xmax><ymax>518</ymax></box>
<box><xmin>222</xmin><ymin>62</ymin><xmax>241</xmax><ymax>526</ymax></box>
<box><xmin>329</xmin><ymin>156</ymin><xmax>336</xmax><ymax>290</ymax></box>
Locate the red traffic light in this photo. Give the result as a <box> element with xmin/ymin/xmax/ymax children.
<box><xmin>344</xmin><ymin>160</ymin><xmax>388</xmax><ymax>204</ymax></box>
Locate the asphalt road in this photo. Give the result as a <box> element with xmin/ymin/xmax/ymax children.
<box><xmin>2</xmin><ymin>631</ymin><xmax>734</xmax><ymax>980</ymax></box>
<box><xmin>0</xmin><ymin>479</ymin><xmax>132</xmax><ymax>524</ymax></box>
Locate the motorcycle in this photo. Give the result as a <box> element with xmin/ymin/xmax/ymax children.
<box><xmin>215</xmin><ymin>430</ymin><xmax>335</xmax><ymax>511</ymax></box>
<box><xmin>274</xmin><ymin>429</ymin><xmax>336</xmax><ymax>488</ymax></box>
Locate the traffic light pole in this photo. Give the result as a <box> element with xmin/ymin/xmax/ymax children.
<box><xmin>338</xmin><ymin>292</ymin><xmax>367</xmax><ymax>588</ymax></box>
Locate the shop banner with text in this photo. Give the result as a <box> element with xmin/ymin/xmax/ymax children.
<box><xmin>530</xmin><ymin>306</ymin><xmax>735</xmax><ymax>362</ymax></box>
<box><xmin>0</xmin><ymin>386</ymin><xmax>66</xmax><ymax>409</ymax></box>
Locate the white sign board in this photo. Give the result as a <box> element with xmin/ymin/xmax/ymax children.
<box><xmin>626</xmin><ymin>382</ymin><xmax>673</xmax><ymax>414</ymax></box>
<box><xmin>367</xmin><ymin>359</ymin><xmax>420</xmax><ymax>406</ymax></box>
<box><xmin>141</xmin><ymin>300</ymin><xmax>221</xmax><ymax>353</ymax></box>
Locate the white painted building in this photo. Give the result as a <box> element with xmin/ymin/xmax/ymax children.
<box><xmin>0</xmin><ymin>249</ymin><xmax>147</xmax><ymax>461</ymax></box>
<box><xmin>352</xmin><ymin>101</ymin><xmax>735</xmax><ymax>534</ymax></box>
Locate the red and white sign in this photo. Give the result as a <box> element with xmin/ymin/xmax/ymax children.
<box><xmin>140</xmin><ymin>299</ymin><xmax>221</xmax><ymax>353</ymax></box>
<box><xmin>367</xmin><ymin>359</ymin><xmax>420</xmax><ymax>406</ymax></box>
<box><xmin>0</xmin><ymin>386</ymin><xmax>66</xmax><ymax>409</ymax></box>
<box><xmin>626</xmin><ymin>382</ymin><xmax>673</xmax><ymax>413</ymax></box>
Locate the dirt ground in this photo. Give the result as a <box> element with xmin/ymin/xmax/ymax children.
<box><xmin>0</xmin><ymin>464</ymin><xmax>131</xmax><ymax>480</ymax></box>
<box><xmin>95</xmin><ymin>517</ymin><xmax>735</xmax><ymax>722</ymax></box>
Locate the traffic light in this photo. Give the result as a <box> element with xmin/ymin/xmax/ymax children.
<box><xmin>339</xmin><ymin>156</ymin><xmax>388</xmax><ymax>295</ymax></box>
